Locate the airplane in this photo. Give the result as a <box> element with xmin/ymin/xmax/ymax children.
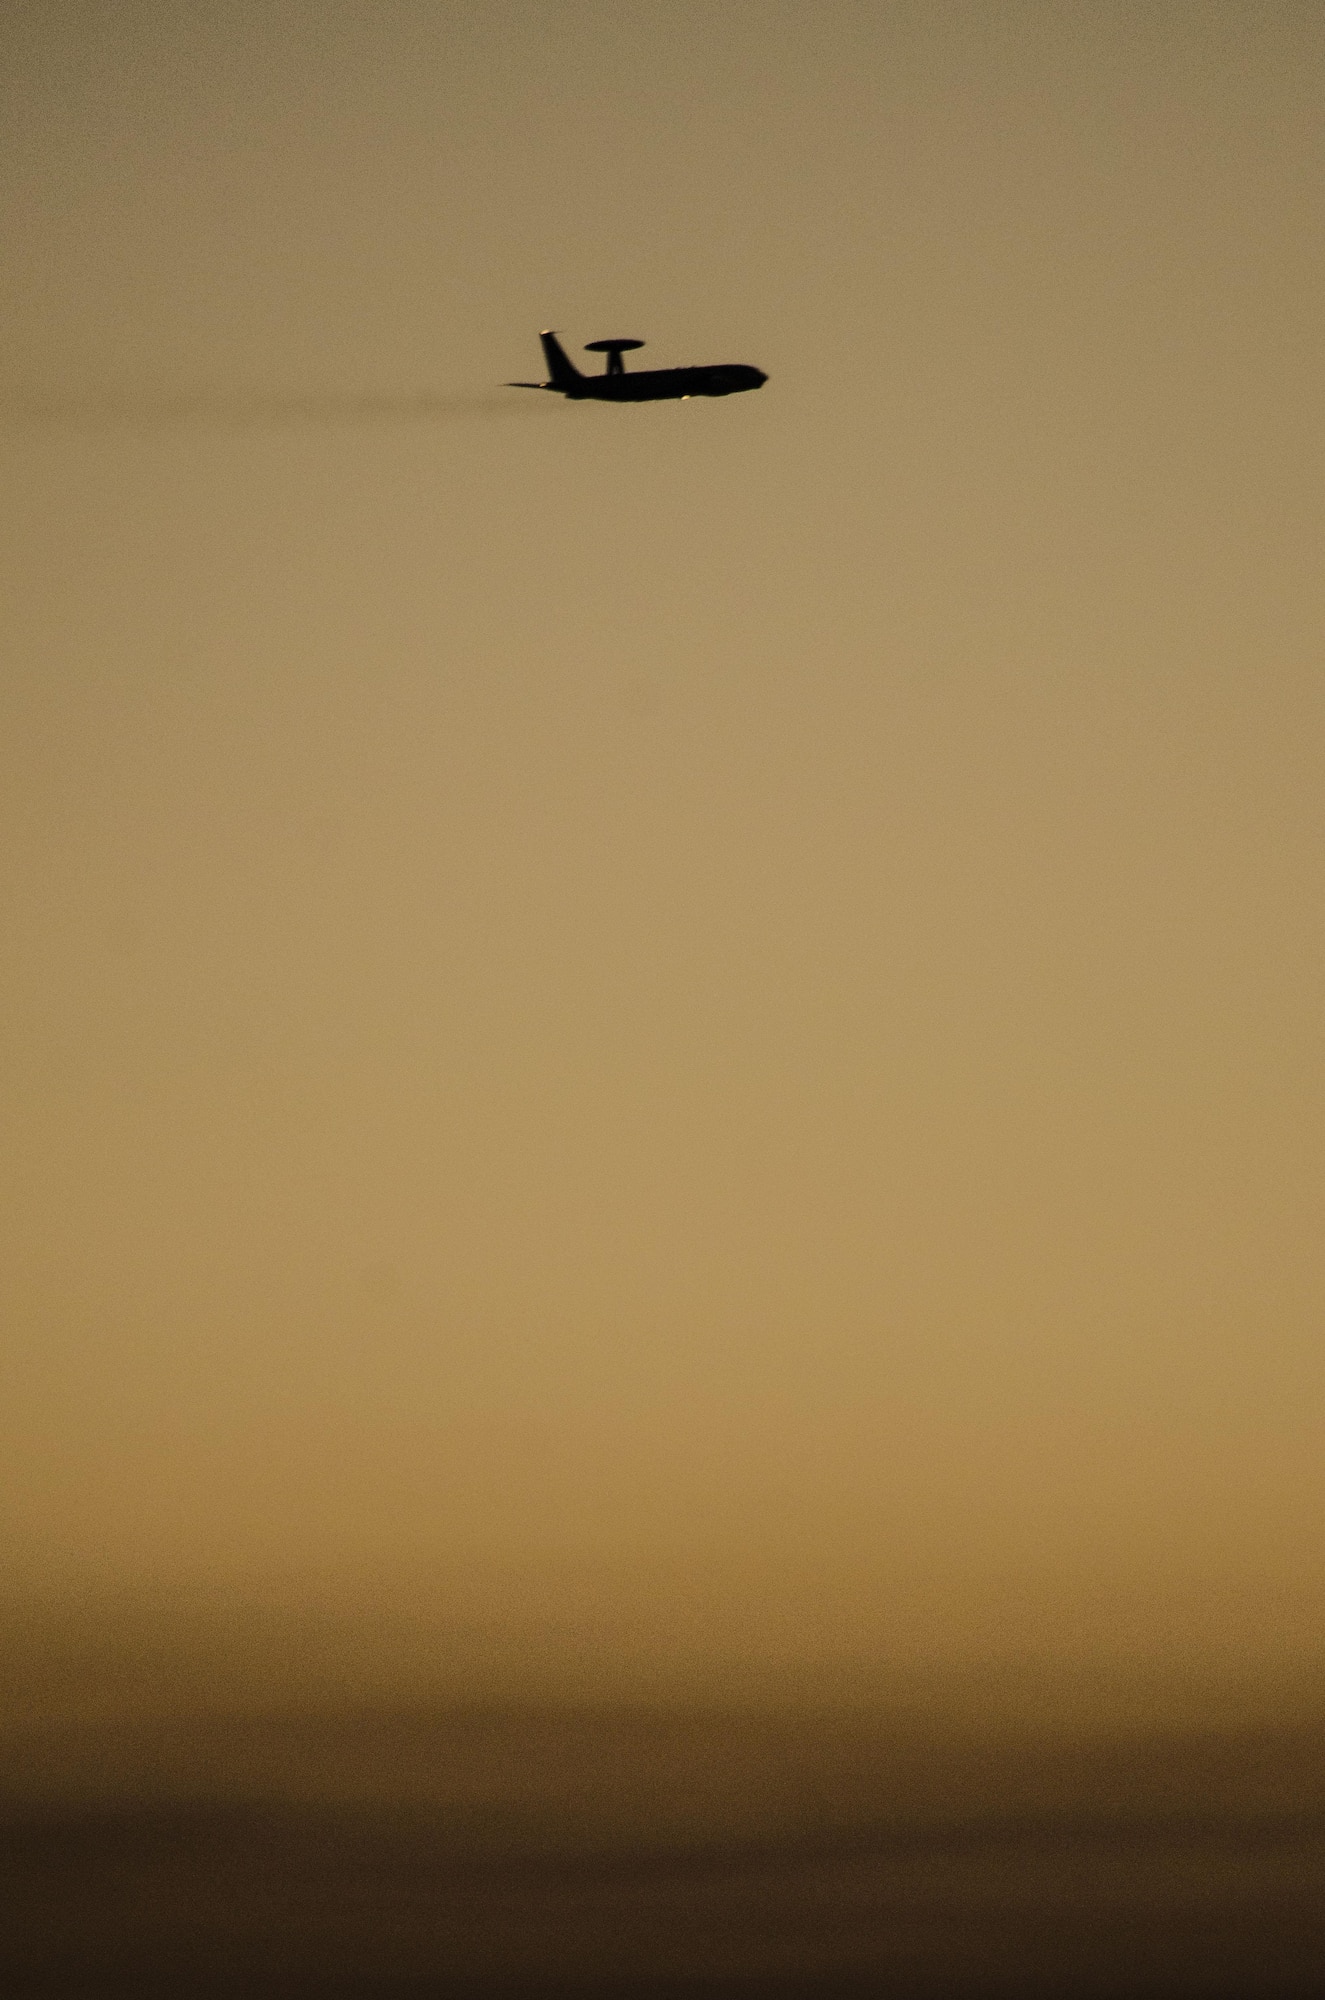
<box><xmin>508</xmin><ymin>331</ymin><xmax>767</xmax><ymax>402</ymax></box>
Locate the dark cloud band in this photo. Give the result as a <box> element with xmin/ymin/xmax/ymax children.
<box><xmin>0</xmin><ymin>389</ymin><xmax>555</xmax><ymax>431</ymax></box>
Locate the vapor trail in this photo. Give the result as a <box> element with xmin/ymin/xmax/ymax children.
<box><xmin>0</xmin><ymin>388</ymin><xmax>555</xmax><ymax>432</ymax></box>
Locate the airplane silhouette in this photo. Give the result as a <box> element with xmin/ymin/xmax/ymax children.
<box><xmin>509</xmin><ymin>332</ymin><xmax>767</xmax><ymax>402</ymax></box>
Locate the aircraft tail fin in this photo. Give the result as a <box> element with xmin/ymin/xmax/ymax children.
<box><xmin>539</xmin><ymin>331</ymin><xmax>582</xmax><ymax>389</ymax></box>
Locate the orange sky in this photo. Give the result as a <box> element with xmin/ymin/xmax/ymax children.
<box><xmin>2</xmin><ymin>0</ymin><xmax>1322</xmax><ymax>1694</ymax></box>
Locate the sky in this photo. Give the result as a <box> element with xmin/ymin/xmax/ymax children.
<box><xmin>2</xmin><ymin>0</ymin><xmax>1323</xmax><ymax>1702</ymax></box>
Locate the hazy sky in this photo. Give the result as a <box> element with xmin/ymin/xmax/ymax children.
<box><xmin>2</xmin><ymin>1</ymin><xmax>1322</xmax><ymax>1687</ymax></box>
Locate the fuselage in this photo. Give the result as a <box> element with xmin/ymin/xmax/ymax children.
<box><xmin>563</xmin><ymin>363</ymin><xmax>766</xmax><ymax>401</ymax></box>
